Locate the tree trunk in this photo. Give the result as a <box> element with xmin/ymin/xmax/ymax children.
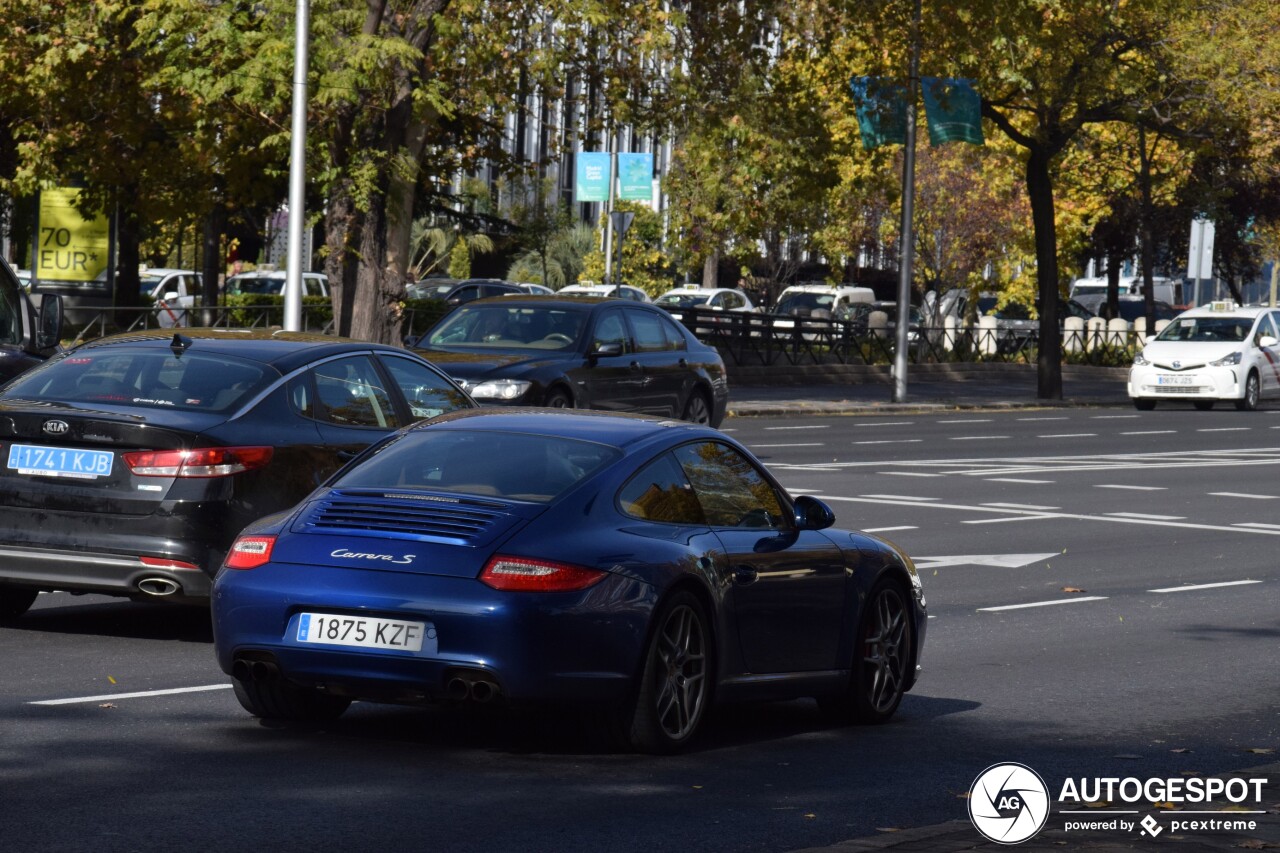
<box><xmin>200</xmin><ymin>204</ymin><xmax>225</xmax><ymax>325</ymax></box>
<box><xmin>1026</xmin><ymin>148</ymin><xmax>1062</xmax><ymax>400</ymax></box>
<box><xmin>114</xmin><ymin>192</ymin><xmax>142</xmax><ymax>309</ymax></box>
<box><xmin>702</xmin><ymin>248</ymin><xmax>719</xmax><ymax>289</ymax></box>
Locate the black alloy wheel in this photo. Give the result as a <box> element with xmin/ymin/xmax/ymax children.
<box><xmin>618</xmin><ymin>591</ymin><xmax>711</xmax><ymax>753</ymax></box>
<box><xmin>1236</xmin><ymin>372</ymin><xmax>1260</xmax><ymax>411</ymax></box>
<box><xmin>682</xmin><ymin>390</ymin><xmax>712</xmax><ymax>425</ymax></box>
<box><xmin>819</xmin><ymin>579</ymin><xmax>912</xmax><ymax>725</ymax></box>
<box><xmin>544</xmin><ymin>387</ymin><xmax>573</xmax><ymax>408</ymax></box>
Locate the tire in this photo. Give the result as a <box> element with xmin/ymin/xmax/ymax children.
<box><xmin>1193</xmin><ymin>400</ymin><xmax>1215</xmax><ymax>411</ymax></box>
<box><xmin>818</xmin><ymin>579</ymin><xmax>912</xmax><ymax>725</ymax></box>
<box><xmin>615</xmin><ymin>591</ymin><xmax>712</xmax><ymax>754</ymax></box>
<box><xmin>1235</xmin><ymin>372</ymin><xmax>1260</xmax><ymax>411</ymax></box>
<box><xmin>1133</xmin><ymin>398</ymin><xmax>1157</xmax><ymax>411</ymax></box>
<box><xmin>0</xmin><ymin>588</ymin><xmax>38</xmax><ymax>621</ymax></box>
<box><xmin>232</xmin><ymin>670</ymin><xmax>351</xmax><ymax>722</ymax></box>
<box><xmin>544</xmin><ymin>387</ymin><xmax>573</xmax><ymax>409</ymax></box>
<box><xmin>681</xmin><ymin>390</ymin><xmax>712</xmax><ymax>426</ymax></box>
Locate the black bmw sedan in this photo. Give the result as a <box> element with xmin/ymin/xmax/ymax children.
<box><xmin>0</xmin><ymin>329</ymin><xmax>472</xmax><ymax>619</ymax></box>
<box><xmin>411</xmin><ymin>296</ymin><xmax>730</xmax><ymax>427</ymax></box>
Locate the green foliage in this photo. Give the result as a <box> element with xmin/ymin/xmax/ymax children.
<box><xmin>220</xmin><ymin>294</ymin><xmax>333</xmax><ymax>329</ymax></box>
<box><xmin>447</xmin><ymin>241</ymin><xmax>471</xmax><ymax>279</ymax></box>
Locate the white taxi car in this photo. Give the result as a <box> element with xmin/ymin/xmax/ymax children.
<box><xmin>1129</xmin><ymin>300</ymin><xmax>1280</xmax><ymax>411</ymax></box>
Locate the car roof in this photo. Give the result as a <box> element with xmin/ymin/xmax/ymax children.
<box><xmin>140</xmin><ymin>268</ymin><xmax>195</xmax><ymax>277</ymax></box>
<box><xmin>1178</xmin><ymin>302</ymin><xmax>1268</xmax><ymax>319</ymax></box>
<box><xmin>409</xmin><ymin>407</ymin><xmax>713</xmax><ymax>449</ymax></box>
<box><xmin>67</xmin><ymin>328</ymin><xmax>416</xmax><ymax>373</ymax></box>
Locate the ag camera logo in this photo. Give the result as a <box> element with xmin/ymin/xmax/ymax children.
<box><xmin>969</xmin><ymin>762</ymin><xmax>1050</xmax><ymax>844</ymax></box>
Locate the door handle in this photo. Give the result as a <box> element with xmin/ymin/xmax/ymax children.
<box><xmin>629</xmin><ymin>361</ymin><xmax>643</xmax><ymax>372</ymax></box>
<box><xmin>732</xmin><ymin>565</ymin><xmax>759</xmax><ymax>585</ymax></box>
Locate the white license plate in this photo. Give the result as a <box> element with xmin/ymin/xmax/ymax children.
<box><xmin>7</xmin><ymin>443</ymin><xmax>114</xmax><ymax>479</ymax></box>
<box><xmin>296</xmin><ymin>613</ymin><xmax>433</xmax><ymax>653</ymax></box>
<box><xmin>1156</xmin><ymin>374</ymin><xmax>1194</xmax><ymax>385</ymax></box>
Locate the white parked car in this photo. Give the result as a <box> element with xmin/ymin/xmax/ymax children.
<box><xmin>654</xmin><ymin>286</ymin><xmax>755</xmax><ymax>320</ymax></box>
<box><xmin>770</xmin><ymin>283</ymin><xmax>875</xmax><ymax>336</ymax></box>
<box><xmin>557</xmin><ymin>283</ymin><xmax>651</xmax><ymax>302</ymax></box>
<box><xmin>143</xmin><ymin>268</ymin><xmax>202</xmax><ymax>328</ymax></box>
<box><xmin>1129</xmin><ymin>300</ymin><xmax>1280</xmax><ymax>411</ymax></box>
<box><xmin>225</xmin><ymin>269</ymin><xmax>330</xmax><ymax>298</ymax></box>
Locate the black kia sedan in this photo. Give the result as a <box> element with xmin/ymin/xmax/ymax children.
<box><xmin>412</xmin><ymin>296</ymin><xmax>730</xmax><ymax>427</ymax></box>
<box><xmin>0</xmin><ymin>329</ymin><xmax>472</xmax><ymax>619</ymax></box>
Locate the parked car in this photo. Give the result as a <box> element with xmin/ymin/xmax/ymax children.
<box><xmin>412</xmin><ymin>296</ymin><xmax>729</xmax><ymax>426</ymax></box>
<box><xmin>1129</xmin><ymin>300</ymin><xmax>1280</xmax><ymax>411</ymax></box>
<box><xmin>654</xmin><ymin>286</ymin><xmax>756</xmax><ymax>316</ymax></box>
<box><xmin>407</xmin><ymin>278</ymin><xmax>522</xmax><ymax>304</ymax></box>
<box><xmin>557</xmin><ymin>283</ymin><xmax>652</xmax><ymax>302</ymax></box>
<box><xmin>225</xmin><ymin>270</ymin><xmax>330</xmax><ymax>298</ymax></box>
<box><xmin>1073</xmin><ymin>293</ymin><xmax>1179</xmax><ymax>324</ymax></box>
<box><xmin>142</xmin><ymin>268</ymin><xmax>202</xmax><ymax>328</ymax></box>
<box><xmin>0</xmin><ymin>256</ymin><xmax>63</xmax><ymax>386</ymax></box>
<box><xmin>772</xmin><ymin>283</ymin><xmax>875</xmax><ymax>320</ymax></box>
<box><xmin>0</xmin><ymin>329</ymin><xmax>473</xmax><ymax>619</ymax></box>
<box><xmin>1070</xmin><ymin>275</ymin><xmax>1181</xmax><ymax>307</ymax></box>
<box><xmin>514</xmin><ymin>282</ymin><xmax>555</xmax><ymax>296</ymax></box>
<box><xmin>212</xmin><ymin>408</ymin><xmax>927</xmax><ymax>752</ymax></box>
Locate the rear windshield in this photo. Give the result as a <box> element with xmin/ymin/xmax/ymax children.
<box><xmin>336</xmin><ymin>429</ymin><xmax>621</xmax><ymax>503</ymax></box>
<box><xmin>3</xmin><ymin>349</ymin><xmax>273</xmax><ymax>413</ymax></box>
<box><xmin>656</xmin><ymin>293</ymin><xmax>710</xmax><ymax>308</ymax></box>
<box><xmin>775</xmin><ymin>292</ymin><xmax>832</xmax><ymax>314</ymax></box>
<box><xmin>225</xmin><ymin>275</ymin><xmax>285</xmax><ymax>295</ymax></box>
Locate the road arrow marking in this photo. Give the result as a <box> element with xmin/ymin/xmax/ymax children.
<box><xmin>912</xmin><ymin>553</ymin><xmax>1058</xmax><ymax>570</ymax></box>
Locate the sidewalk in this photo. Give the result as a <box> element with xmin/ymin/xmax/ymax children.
<box><xmin>727</xmin><ymin>368</ymin><xmax>1132</xmax><ymax>417</ymax></box>
<box><xmin>794</xmin><ymin>764</ymin><xmax>1280</xmax><ymax>853</ymax></box>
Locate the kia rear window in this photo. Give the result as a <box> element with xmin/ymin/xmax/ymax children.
<box><xmin>3</xmin><ymin>350</ymin><xmax>272</xmax><ymax>413</ymax></box>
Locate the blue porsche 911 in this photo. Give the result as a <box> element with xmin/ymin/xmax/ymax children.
<box><xmin>212</xmin><ymin>409</ymin><xmax>927</xmax><ymax>752</ymax></box>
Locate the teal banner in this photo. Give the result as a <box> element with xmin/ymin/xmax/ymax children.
<box><xmin>617</xmin><ymin>153</ymin><xmax>654</xmax><ymax>202</ymax></box>
<box><xmin>575</xmin><ymin>152</ymin><xmax>611</xmax><ymax>203</ymax></box>
<box><xmin>849</xmin><ymin>77</ymin><xmax>908</xmax><ymax>150</ymax></box>
<box><xmin>922</xmin><ymin>78</ymin><xmax>984</xmax><ymax>146</ymax></box>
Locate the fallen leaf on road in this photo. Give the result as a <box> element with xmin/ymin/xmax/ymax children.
<box><xmin>1234</xmin><ymin>839</ymin><xmax>1269</xmax><ymax>849</ymax></box>
<box><xmin>957</xmin><ymin>791</ymin><xmax>971</xmax><ymax>799</ymax></box>
<box><xmin>1062</xmin><ymin>586</ymin><xmax>1086</xmax><ymax>593</ymax></box>
<box><xmin>1171</xmin><ymin>748</ymin><xmax>1193</xmax><ymax>754</ymax></box>
<box><xmin>98</xmin><ymin>703</ymin><xmax>116</xmax><ymax>709</ymax></box>
<box><xmin>1152</xmin><ymin>801</ymin><xmax>1177</xmax><ymax>810</ymax></box>
<box><xmin>1114</xmin><ymin>754</ymin><xmax>1143</xmax><ymax>760</ymax></box>
<box><xmin>804</xmin><ymin>814</ymin><xmax>816</xmax><ymax>820</ymax></box>
<box><xmin>875</xmin><ymin>827</ymin><xmax>899</xmax><ymax>833</ymax></box>
<box><xmin>1247</xmin><ymin>748</ymin><xmax>1275</xmax><ymax>755</ymax></box>
<box><xmin>1082</xmin><ymin>801</ymin><xmax>1114</xmax><ymax>809</ymax></box>
<box><xmin>108</xmin><ymin>675</ymin><xmax>117</xmax><ymax>684</ymax></box>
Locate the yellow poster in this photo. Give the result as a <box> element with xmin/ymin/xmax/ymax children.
<box><xmin>35</xmin><ymin>188</ymin><xmax>111</xmax><ymax>284</ymax></box>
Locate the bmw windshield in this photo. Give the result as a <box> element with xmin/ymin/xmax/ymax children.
<box><xmin>424</xmin><ymin>304</ymin><xmax>588</xmax><ymax>351</ymax></box>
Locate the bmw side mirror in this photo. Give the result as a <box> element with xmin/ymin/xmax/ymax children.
<box><xmin>36</xmin><ymin>293</ymin><xmax>63</xmax><ymax>352</ymax></box>
<box><xmin>793</xmin><ymin>495</ymin><xmax>835</xmax><ymax>531</ymax></box>
<box><xmin>590</xmin><ymin>342</ymin><xmax>624</xmax><ymax>360</ymax></box>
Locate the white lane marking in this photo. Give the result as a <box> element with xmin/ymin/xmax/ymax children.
<box><xmin>1199</xmin><ymin>427</ymin><xmax>1252</xmax><ymax>433</ymax></box>
<box><xmin>854</xmin><ymin>439</ymin><xmax>923</xmax><ymax>445</ymax></box>
<box><xmin>981</xmin><ymin>502</ymin><xmax>1061</xmax><ymax>511</ymax></box>
<box><xmin>950</xmin><ymin>436</ymin><xmax>1011</xmax><ymax>441</ymax></box>
<box><xmin>914</xmin><ymin>554</ymin><xmax>1057</xmax><ymax>570</ymax></box>
<box><xmin>856</xmin><ymin>421</ymin><xmax>915</xmax><ymax>427</ymax></box>
<box><xmin>861</xmin><ymin>494</ymin><xmax>939</xmax><ymax>501</ymax></box>
<box><xmin>1092</xmin><ymin>415</ymin><xmax>1140</xmax><ymax>419</ymax></box>
<box><xmin>985</xmin><ymin>478</ymin><xmax>1055</xmax><ymax>484</ymax></box>
<box><xmin>784</xmin><ymin>488</ymin><xmax>822</xmax><ymax>494</ymax></box>
<box><xmin>937</xmin><ymin>418</ymin><xmax>993</xmax><ymax>424</ymax></box>
<box><xmin>764</xmin><ymin>425</ymin><xmax>831</xmax><ymax>431</ymax></box>
<box><xmin>881</xmin><ymin>471</ymin><xmax>944</xmax><ymax>477</ymax></box>
<box><xmin>1234</xmin><ymin>522</ymin><xmax>1280</xmax><ymax>530</ymax></box>
<box><xmin>864</xmin><ymin>526</ymin><xmax>917</xmax><ymax>533</ymax></box>
<box><xmin>750</xmin><ymin>443</ymin><xmax>826</xmax><ymax>448</ymax></box>
<box><xmin>818</xmin><ymin>494</ymin><xmax>1280</xmax><ymax>537</ymax></box>
<box><xmin>1121</xmin><ymin>430</ymin><xmax>1177</xmax><ymax>435</ymax></box>
<box><xmin>1096</xmin><ymin>484</ymin><xmax>1166</xmax><ymax>491</ymax></box>
<box><xmin>979</xmin><ymin>597</ymin><xmax>1108</xmax><ymax>612</ymax></box>
<box><xmin>778</xmin><ymin>446</ymin><xmax>1280</xmax><ymax>476</ymax></box>
<box><xmin>963</xmin><ymin>515</ymin><xmax>1065</xmax><ymax>525</ymax></box>
<box><xmin>1210</xmin><ymin>492</ymin><xmax>1278</xmax><ymax>499</ymax></box>
<box><xmin>1017</xmin><ymin>417</ymin><xmax>1069</xmax><ymax>421</ymax></box>
<box><xmin>31</xmin><ymin>684</ymin><xmax>233</xmax><ymax>706</ymax></box>
<box><xmin>1038</xmin><ymin>433</ymin><xmax>1098</xmax><ymax>438</ymax></box>
<box><xmin>1149</xmin><ymin>580</ymin><xmax>1263</xmax><ymax>594</ymax></box>
<box><xmin>1106</xmin><ymin>512</ymin><xmax>1186</xmax><ymax>520</ymax></box>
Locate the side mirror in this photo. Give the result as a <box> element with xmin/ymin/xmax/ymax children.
<box><xmin>1260</xmin><ymin>335</ymin><xmax>1278</xmax><ymax>348</ymax></box>
<box><xmin>590</xmin><ymin>342</ymin><xmax>624</xmax><ymax>360</ymax></box>
<box><xmin>163</xmin><ymin>291</ymin><xmax>179</xmax><ymax>302</ymax></box>
<box><xmin>793</xmin><ymin>495</ymin><xmax>835</xmax><ymax>531</ymax></box>
<box><xmin>36</xmin><ymin>293</ymin><xmax>63</xmax><ymax>352</ymax></box>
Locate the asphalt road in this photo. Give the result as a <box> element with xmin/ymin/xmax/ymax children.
<box><xmin>4</xmin><ymin>406</ymin><xmax>1279</xmax><ymax>852</ymax></box>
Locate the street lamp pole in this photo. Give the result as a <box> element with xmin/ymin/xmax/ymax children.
<box><xmin>892</xmin><ymin>0</ymin><xmax>921</xmax><ymax>403</ymax></box>
<box><xmin>283</xmin><ymin>0</ymin><xmax>310</xmax><ymax>333</ymax></box>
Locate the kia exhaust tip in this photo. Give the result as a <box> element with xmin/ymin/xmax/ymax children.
<box><xmin>136</xmin><ymin>576</ymin><xmax>181</xmax><ymax>597</ymax></box>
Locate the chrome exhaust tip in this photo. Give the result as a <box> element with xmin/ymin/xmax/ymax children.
<box><xmin>137</xmin><ymin>576</ymin><xmax>181</xmax><ymax>597</ymax></box>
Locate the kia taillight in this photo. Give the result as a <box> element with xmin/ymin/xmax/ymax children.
<box><xmin>123</xmin><ymin>446</ymin><xmax>274</xmax><ymax>478</ymax></box>
<box><xmin>479</xmin><ymin>555</ymin><xmax>605</xmax><ymax>592</ymax></box>
<box><xmin>224</xmin><ymin>535</ymin><xmax>276</xmax><ymax>570</ymax></box>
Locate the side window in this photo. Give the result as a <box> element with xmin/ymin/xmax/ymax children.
<box><xmin>313</xmin><ymin>355</ymin><xmax>400</xmax><ymax>428</ymax></box>
<box><xmin>618</xmin><ymin>453</ymin><xmax>706</xmax><ymax>525</ymax></box>
<box><xmin>451</xmin><ymin>285</ymin><xmax>480</xmax><ymax>304</ymax></box>
<box><xmin>673</xmin><ymin>442</ymin><xmax>786</xmax><ymax>530</ymax></box>
<box><xmin>379</xmin><ymin>354</ymin><xmax>471</xmax><ymax>420</ymax></box>
<box><xmin>592</xmin><ymin>311</ymin><xmax>630</xmax><ymax>352</ymax></box>
<box><xmin>0</xmin><ymin>268</ymin><xmax>22</xmax><ymax>345</ymax></box>
<box><xmin>658</xmin><ymin>315</ymin><xmax>687</xmax><ymax>351</ymax></box>
<box><xmin>1258</xmin><ymin>314</ymin><xmax>1279</xmax><ymax>343</ymax></box>
<box><xmin>628</xmin><ymin>309</ymin><xmax>670</xmax><ymax>353</ymax></box>
<box><xmin>288</xmin><ymin>373</ymin><xmax>316</xmax><ymax>419</ymax></box>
